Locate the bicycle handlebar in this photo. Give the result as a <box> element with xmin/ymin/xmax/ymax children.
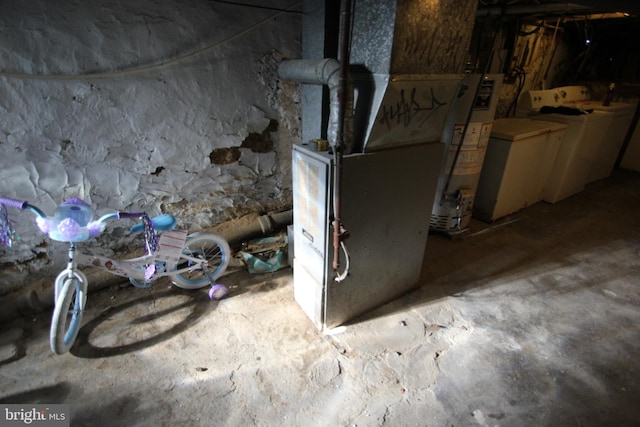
<box><xmin>117</xmin><ymin>212</ymin><xmax>147</xmax><ymax>220</ymax></box>
<box><xmin>0</xmin><ymin>197</ymin><xmax>147</xmax><ymax>223</ymax></box>
<box><xmin>0</xmin><ymin>197</ymin><xmax>28</xmax><ymax>210</ymax></box>
<box><xmin>1</xmin><ymin>196</ymin><xmax>159</xmax><ymax>245</ymax></box>
<box><xmin>0</xmin><ymin>197</ymin><xmax>47</xmax><ymax>218</ymax></box>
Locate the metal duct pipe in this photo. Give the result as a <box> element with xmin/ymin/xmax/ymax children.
<box><xmin>278</xmin><ymin>58</ymin><xmax>343</xmax><ymax>148</ymax></box>
<box><xmin>279</xmin><ymin>0</ymin><xmax>353</xmax><ymax>278</ymax></box>
<box><xmin>331</xmin><ymin>0</ymin><xmax>353</xmax><ymax>277</ymax></box>
<box><xmin>278</xmin><ymin>57</ymin><xmax>351</xmax><ymax>275</ymax></box>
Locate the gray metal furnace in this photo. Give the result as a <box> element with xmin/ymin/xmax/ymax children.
<box><xmin>286</xmin><ymin>0</ymin><xmax>476</xmax><ymax>330</ymax></box>
<box><xmin>292</xmin><ymin>142</ymin><xmax>444</xmax><ymax>330</ymax></box>
<box><xmin>292</xmin><ymin>75</ymin><xmax>460</xmax><ymax>330</ymax></box>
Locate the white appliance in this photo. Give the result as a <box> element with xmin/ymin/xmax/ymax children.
<box><xmin>474</xmin><ymin>118</ymin><xmax>566</xmax><ymax>222</ymax></box>
<box><xmin>555</xmin><ymin>86</ymin><xmax>637</xmax><ymax>183</ymax></box>
<box><xmin>517</xmin><ymin>88</ymin><xmax>610</xmax><ymax>203</ymax></box>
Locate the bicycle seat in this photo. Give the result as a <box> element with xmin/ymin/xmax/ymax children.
<box><xmin>130</xmin><ymin>214</ymin><xmax>177</xmax><ymax>234</ymax></box>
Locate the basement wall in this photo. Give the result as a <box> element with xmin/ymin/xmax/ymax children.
<box><xmin>0</xmin><ymin>0</ymin><xmax>301</xmax><ymax>293</ymax></box>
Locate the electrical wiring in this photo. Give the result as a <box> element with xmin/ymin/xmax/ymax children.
<box><xmin>506</xmin><ymin>66</ymin><xmax>526</xmax><ymax>116</ymax></box>
<box><xmin>0</xmin><ymin>1</ymin><xmax>302</xmax><ymax>80</ymax></box>
<box><xmin>573</xmin><ymin>16</ymin><xmax>597</xmax><ymax>82</ymax></box>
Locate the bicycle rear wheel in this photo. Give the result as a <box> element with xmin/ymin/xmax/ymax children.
<box><xmin>169</xmin><ymin>232</ymin><xmax>230</xmax><ymax>290</ymax></box>
<box><xmin>50</xmin><ymin>271</ymin><xmax>88</xmax><ymax>354</ymax></box>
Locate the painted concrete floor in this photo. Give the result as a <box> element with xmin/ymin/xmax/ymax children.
<box><xmin>1</xmin><ymin>170</ymin><xmax>639</xmax><ymax>426</ymax></box>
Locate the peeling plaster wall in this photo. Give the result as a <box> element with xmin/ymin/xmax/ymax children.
<box><xmin>494</xmin><ymin>23</ymin><xmax>564</xmax><ymax>118</ymax></box>
<box><xmin>0</xmin><ymin>0</ymin><xmax>301</xmax><ymax>292</ymax></box>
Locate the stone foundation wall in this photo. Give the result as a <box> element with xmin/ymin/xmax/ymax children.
<box><xmin>0</xmin><ymin>0</ymin><xmax>301</xmax><ymax>292</ymax></box>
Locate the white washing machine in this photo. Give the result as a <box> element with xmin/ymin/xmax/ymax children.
<box><xmin>555</xmin><ymin>86</ymin><xmax>637</xmax><ymax>183</ymax></box>
<box><xmin>474</xmin><ymin>118</ymin><xmax>566</xmax><ymax>222</ymax></box>
<box><xmin>517</xmin><ymin>88</ymin><xmax>610</xmax><ymax>203</ymax></box>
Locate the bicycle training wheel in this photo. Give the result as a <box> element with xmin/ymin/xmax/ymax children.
<box><xmin>169</xmin><ymin>232</ymin><xmax>230</xmax><ymax>290</ymax></box>
<box><xmin>50</xmin><ymin>271</ymin><xmax>88</xmax><ymax>354</ymax></box>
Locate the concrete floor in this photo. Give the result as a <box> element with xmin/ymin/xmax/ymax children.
<box><xmin>1</xmin><ymin>169</ymin><xmax>639</xmax><ymax>427</ymax></box>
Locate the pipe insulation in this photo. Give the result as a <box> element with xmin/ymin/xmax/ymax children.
<box><xmin>278</xmin><ymin>58</ymin><xmax>342</xmax><ymax>148</ymax></box>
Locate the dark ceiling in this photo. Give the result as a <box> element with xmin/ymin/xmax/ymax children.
<box><xmin>475</xmin><ymin>0</ymin><xmax>640</xmax><ymax>85</ymax></box>
<box><xmin>477</xmin><ymin>0</ymin><xmax>640</xmax><ymax>18</ymax></box>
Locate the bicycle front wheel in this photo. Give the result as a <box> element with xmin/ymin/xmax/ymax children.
<box><xmin>169</xmin><ymin>232</ymin><xmax>230</xmax><ymax>290</ymax></box>
<box><xmin>50</xmin><ymin>271</ymin><xmax>88</xmax><ymax>354</ymax></box>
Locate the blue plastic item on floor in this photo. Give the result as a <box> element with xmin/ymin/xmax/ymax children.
<box><xmin>240</xmin><ymin>249</ymin><xmax>286</xmax><ymax>273</ymax></box>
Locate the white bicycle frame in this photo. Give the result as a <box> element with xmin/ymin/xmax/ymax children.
<box><xmin>71</xmin><ymin>229</ymin><xmax>211</xmax><ymax>283</ymax></box>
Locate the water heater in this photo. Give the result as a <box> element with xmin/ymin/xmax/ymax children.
<box><xmin>430</xmin><ymin>74</ymin><xmax>502</xmax><ymax>235</ymax></box>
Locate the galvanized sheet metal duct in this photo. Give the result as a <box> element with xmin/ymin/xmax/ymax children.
<box><xmin>278</xmin><ymin>58</ymin><xmax>343</xmax><ymax>148</ymax></box>
<box><xmin>350</xmin><ymin>0</ymin><xmax>477</xmax><ymax>150</ymax></box>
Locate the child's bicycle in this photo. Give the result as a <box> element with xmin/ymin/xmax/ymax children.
<box><xmin>0</xmin><ymin>196</ymin><xmax>230</xmax><ymax>355</ymax></box>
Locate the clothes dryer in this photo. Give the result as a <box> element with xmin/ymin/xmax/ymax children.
<box><xmin>517</xmin><ymin>88</ymin><xmax>609</xmax><ymax>203</ymax></box>
<box><xmin>555</xmin><ymin>86</ymin><xmax>637</xmax><ymax>183</ymax></box>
